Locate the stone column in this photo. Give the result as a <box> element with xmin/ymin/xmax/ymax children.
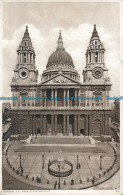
<box><xmin>98</xmin><ymin>52</ymin><xmax>99</xmax><ymax>62</ymax></box>
<box><xmin>33</xmin><ymin>115</ymin><xmax>36</xmax><ymax>135</ymax></box>
<box><xmin>75</xmin><ymin>89</ymin><xmax>77</xmax><ymax>107</ymax></box>
<box><xmin>28</xmin><ymin>53</ymin><xmax>30</xmax><ymax>63</ymax></box>
<box><xmin>89</xmin><ymin>115</ymin><xmax>92</xmax><ymax>136</ymax></box>
<box><xmin>20</xmin><ymin>53</ymin><xmax>22</xmax><ymax>63</ymax></box>
<box><xmin>63</xmin><ymin>115</ymin><xmax>66</xmax><ymax>136</ymax></box>
<box><xmin>55</xmin><ymin>115</ymin><xmax>57</xmax><ymax>135</ymax></box>
<box><xmin>74</xmin><ymin>115</ymin><xmax>77</xmax><ymax>136</ymax></box>
<box><xmin>109</xmin><ymin>117</ymin><xmax>111</xmax><ymax>135</ymax></box>
<box><xmin>66</xmin><ymin>115</ymin><xmax>69</xmax><ymax>136</ymax></box>
<box><xmin>31</xmin><ymin>53</ymin><xmax>33</xmax><ymax>64</ymax></box>
<box><xmin>67</xmin><ymin>89</ymin><xmax>69</xmax><ymax>107</ymax></box>
<box><xmin>77</xmin><ymin>115</ymin><xmax>80</xmax><ymax>136</ymax></box>
<box><xmin>64</xmin><ymin>89</ymin><xmax>66</xmax><ymax>107</ymax></box>
<box><xmin>29</xmin><ymin>115</ymin><xmax>32</xmax><ymax>135</ymax></box>
<box><xmin>78</xmin><ymin>89</ymin><xmax>81</xmax><ymax>107</ymax></box>
<box><xmin>18</xmin><ymin>54</ymin><xmax>19</xmax><ymax>63</ymax></box>
<box><xmin>51</xmin><ymin>89</ymin><xmax>54</xmax><ymax>107</ymax></box>
<box><xmin>40</xmin><ymin>115</ymin><xmax>43</xmax><ymax>135</ymax></box>
<box><xmin>43</xmin><ymin>115</ymin><xmax>47</xmax><ymax>135</ymax></box>
<box><xmin>44</xmin><ymin>89</ymin><xmax>46</xmax><ymax>108</ymax></box>
<box><xmin>27</xmin><ymin>53</ymin><xmax>28</xmax><ymax>63</ymax></box>
<box><xmin>54</xmin><ymin>89</ymin><xmax>57</xmax><ymax>108</ymax></box>
<box><xmin>99</xmin><ymin>52</ymin><xmax>101</xmax><ymax>62</ymax></box>
<box><xmin>40</xmin><ymin>90</ymin><xmax>43</xmax><ymax>107</ymax></box>
<box><xmin>51</xmin><ymin>115</ymin><xmax>54</xmax><ymax>135</ymax></box>
<box><xmin>85</xmin><ymin>115</ymin><xmax>88</xmax><ymax>136</ymax></box>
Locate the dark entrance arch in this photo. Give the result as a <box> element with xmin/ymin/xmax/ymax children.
<box><xmin>37</xmin><ymin>128</ymin><xmax>40</xmax><ymax>134</ymax></box>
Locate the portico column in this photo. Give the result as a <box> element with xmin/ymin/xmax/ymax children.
<box><xmin>43</xmin><ymin>115</ymin><xmax>47</xmax><ymax>135</ymax></box>
<box><xmin>33</xmin><ymin>115</ymin><xmax>36</xmax><ymax>135</ymax></box>
<box><xmin>74</xmin><ymin>115</ymin><xmax>77</xmax><ymax>136</ymax></box>
<box><xmin>89</xmin><ymin>115</ymin><xmax>92</xmax><ymax>136</ymax></box>
<box><xmin>78</xmin><ymin>89</ymin><xmax>81</xmax><ymax>107</ymax></box>
<box><xmin>85</xmin><ymin>115</ymin><xmax>88</xmax><ymax>136</ymax></box>
<box><xmin>66</xmin><ymin>115</ymin><xmax>69</xmax><ymax>136</ymax></box>
<box><xmin>51</xmin><ymin>115</ymin><xmax>54</xmax><ymax>135</ymax></box>
<box><xmin>55</xmin><ymin>115</ymin><xmax>57</xmax><ymax>135</ymax></box>
<box><xmin>51</xmin><ymin>89</ymin><xmax>54</xmax><ymax>107</ymax></box>
<box><xmin>44</xmin><ymin>89</ymin><xmax>46</xmax><ymax>108</ymax></box>
<box><xmin>77</xmin><ymin>115</ymin><xmax>80</xmax><ymax>136</ymax></box>
<box><xmin>40</xmin><ymin>115</ymin><xmax>43</xmax><ymax>135</ymax></box>
<box><xmin>67</xmin><ymin>89</ymin><xmax>69</xmax><ymax>107</ymax></box>
<box><xmin>75</xmin><ymin>89</ymin><xmax>77</xmax><ymax>107</ymax></box>
<box><xmin>55</xmin><ymin>89</ymin><xmax>57</xmax><ymax>108</ymax></box>
<box><xmin>63</xmin><ymin>115</ymin><xmax>66</xmax><ymax>136</ymax></box>
<box><xmin>64</xmin><ymin>89</ymin><xmax>66</xmax><ymax>107</ymax></box>
<box><xmin>40</xmin><ymin>90</ymin><xmax>43</xmax><ymax>107</ymax></box>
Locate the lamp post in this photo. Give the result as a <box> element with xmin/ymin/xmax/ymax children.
<box><xmin>19</xmin><ymin>154</ymin><xmax>22</xmax><ymax>168</ymax></box>
<box><xmin>100</xmin><ymin>156</ymin><xmax>102</xmax><ymax>170</ymax></box>
<box><xmin>77</xmin><ymin>155</ymin><xmax>78</xmax><ymax>169</ymax></box>
<box><xmin>58</xmin><ymin>163</ymin><xmax>61</xmax><ymax>189</ymax></box>
<box><xmin>42</xmin><ymin>154</ymin><xmax>44</xmax><ymax>169</ymax></box>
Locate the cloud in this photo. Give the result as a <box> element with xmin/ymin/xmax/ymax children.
<box><xmin>2</xmin><ymin>23</ymin><xmax>120</xmax><ymax>97</ymax></box>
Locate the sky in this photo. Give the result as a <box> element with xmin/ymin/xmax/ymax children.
<box><xmin>2</xmin><ymin>2</ymin><xmax>120</xmax><ymax>97</ymax></box>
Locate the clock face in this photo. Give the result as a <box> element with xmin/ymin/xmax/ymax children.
<box><xmin>92</xmin><ymin>67</ymin><xmax>103</xmax><ymax>79</ymax></box>
<box><xmin>19</xmin><ymin>68</ymin><xmax>28</xmax><ymax>79</ymax></box>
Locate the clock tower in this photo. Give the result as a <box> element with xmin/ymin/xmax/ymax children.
<box><xmin>11</xmin><ymin>26</ymin><xmax>38</xmax><ymax>85</ymax></box>
<box><xmin>11</xmin><ymin>26</ymin><xmax>38</xmax><ymax>109</ymax></box>
<box><xmin>83</xmin><ymin>24</ymin><xmax>111</xmax><ymax>85</ymax></box>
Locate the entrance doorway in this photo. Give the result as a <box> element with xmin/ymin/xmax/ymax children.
<box><xmin>37</xmin><ymin>128</ymin><xmax>40</xmax><ymax>134</ymax></box>
<box><xmin>57</xmin><ymin>115</ymin><xmax>63</xmax><ymax>133</ymax></box>
<box><xmin>80</xmin><ymin>129</ymin><xmax>84</xmax><ymax>135</ymax></box>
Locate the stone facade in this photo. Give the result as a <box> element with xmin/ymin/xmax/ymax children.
<box><xmin>10</xmin><ymin>25</ymin><xmax>112</xmax><ymax>137</ymax></box>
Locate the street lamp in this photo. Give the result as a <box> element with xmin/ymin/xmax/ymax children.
<box><xmin>19</xmin><ymin>154</ymin><xmax>22</xmax><ymax>168</ymax></box>
<box><xmin>42</xmin><ymin>154</ymin><xmax>44</xmax><ymax>169</ymax></box>
<box><xmin>77</xmin><ymin>155</ymin><xmax>79</xmax><ymax>169</ymax></box>
<box><xmin>100</xmin><ymin>156</ymin><xmax>102</xmax><ymax>170</ymax></box>
<box><xmin>58</xmin><ymin>163</ymin><xmax>61</xmax><ymax>189</ymax></box>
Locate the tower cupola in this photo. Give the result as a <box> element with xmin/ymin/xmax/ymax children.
<box><xmin>86</xmin><ymin>24</ymin><xmax>105</xmax><ymax>66</ymax></box>
<box><xmin>17</xmin><ymin>26</ymin><xmax>36</xmax><ymax>65</ymax></box>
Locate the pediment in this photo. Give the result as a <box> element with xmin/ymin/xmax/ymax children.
<box><xmin>40</xmin><ymin>74</ymin><xmax>81</xmax><ymax>85</ymax></box>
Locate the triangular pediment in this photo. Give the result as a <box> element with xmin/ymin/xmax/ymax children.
<box><xmin>40</xmin><ymin>73</ymin><xmax>81</xmax><ymax>85</ymax></box>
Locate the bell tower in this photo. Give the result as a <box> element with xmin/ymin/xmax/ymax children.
<box><xmin>83</xmin><ymin>24</ymin><xmax>111</xmax><ymax>85</ymax></box>
<box><xmin>11</xmin><ymin>26</ymin><xmax>38</xmax><ymax>109</ymax></box>
<box><xmin>11</xmin><ymin>26</ymin><xmax>38</xmax><ymax>85</ymax></box>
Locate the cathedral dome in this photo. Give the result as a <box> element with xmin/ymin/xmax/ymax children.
<box><xmin>47</xmin><ymin>31</ymin><xmax>74</xmax><ymax>67</ymax></box>
<box><xmin>48</xmin><ymin>49</ymin><xmax>73</xmax><ymax>65</ymax></box>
